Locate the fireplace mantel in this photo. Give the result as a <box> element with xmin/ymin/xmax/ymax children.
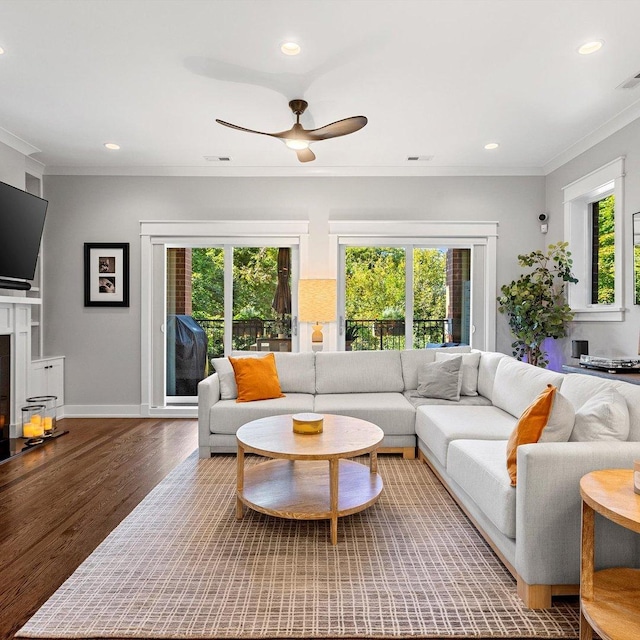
<box><xmin>0</xmin><ymin>297</ymin><xmax>41</xmax><ymax>437</ymax></box>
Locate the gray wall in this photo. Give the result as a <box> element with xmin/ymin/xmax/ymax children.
<box><xmin>546</xmin><ymin>116</ymin><xmax>640</xmax><ymax>360</ymax></box>
<box><xmin>42</xmin><ymin>174</ymin><xmax>545</xmax><ymax>409</ymax></box>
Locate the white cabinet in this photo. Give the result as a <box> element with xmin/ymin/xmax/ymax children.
<box><xmin>30</xmin><ymin>357</ymin><xmax>64</xmax><ymax>407</ymax></box>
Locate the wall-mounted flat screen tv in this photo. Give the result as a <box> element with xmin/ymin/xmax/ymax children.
<box><xmin>0</xmin><ymin>180</ymin><xmax>48</xmax><ymax>288</ymax></box>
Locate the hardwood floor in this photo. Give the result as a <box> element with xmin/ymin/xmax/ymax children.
<box><xmin>0</xmin><ymin>417</ymin><xmax>198</xmax><ymax>640</ymax></box>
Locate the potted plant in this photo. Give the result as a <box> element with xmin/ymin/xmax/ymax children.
<box><xmin>345</xmin><ymin>323</ymin><xmax>361</xmax><ymax>351</ymax></box>
<box><xmin>497</xmin><ymin>242</ymin><xmax>578</xmax><ymax>368</ymax></box>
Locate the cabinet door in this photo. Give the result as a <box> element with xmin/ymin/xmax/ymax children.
<box><xmin>30</xmin><ymin>361</ymin><xmax>48</xmax><ymax>398</ymax></box>
<box><xmin>30</xmin><ymin>358</ymin><xmax>65</xmax><ymax>407</ymax></box>
<box><xmin>47</xmin><ymin>360</ymin><xmax>64</xmax><ymax>407</ymax></box>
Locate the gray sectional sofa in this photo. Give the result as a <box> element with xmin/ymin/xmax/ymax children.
<box><xmin>198</xmin><ymin>347</ymin><xmax>472</xmax><ymax>458</ymax></box>
<box><xmin>198</xmin><ymin>348</ymin><xmax>640</xmax><ymax>608</ymax></box>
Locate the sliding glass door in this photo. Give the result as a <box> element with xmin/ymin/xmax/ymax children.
<box><xmin>165</xmin><ymin>244</ymin><xmax>297</xmax><ymax>403</ymax></box>
<box><xmin>340</xmin><ymin>244</ymin><xmax>471</xmax><ymax>351</ymax></box>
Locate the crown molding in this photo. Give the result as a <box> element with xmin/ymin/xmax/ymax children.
<box><xmin>0</xmin><ymin>127</ymin><xmax>41</xmax><ymax>157</ymax></box>
<box><xmin>543</xmin><ymin>99</ymin><xmax>640</xmax><ymax>175</ymax></box>
<box><xmin>42</xmin><ymin>164</ymin><xmax>544</xmax><ymax>178</ymax></box>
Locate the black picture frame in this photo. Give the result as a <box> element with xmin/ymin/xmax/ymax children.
<box><xmin>84</xmin><ymin>242</ymin><xmax>130</xmax><ymax>307</ymax></box>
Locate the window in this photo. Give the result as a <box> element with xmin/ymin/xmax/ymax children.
<box><xmin>331</xmin><ymin>220</ymin><xmax>498</xmax><ymax>352</ymax></box>
<box><xmin>590</xmin><ymin>195</ymin><xmax>615</xmax><ymax>305</ymax></box>
<box><xmin>563</xmin><ymin>157</ymin><xmax>624</xmax><ymax>321</ymax></box>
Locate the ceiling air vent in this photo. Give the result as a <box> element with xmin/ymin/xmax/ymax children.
<box><xmin>407</xmin><ymin>155</ymin><xmax>434</xmax><ymax>162</ymax></box>
<box><xmin>204</xmin><ymin>156</ymin><xmax>231</xmax><ymax>162</ymax></box>
<box><xmin>617</xmin><ymin>73</ymin><xmax>640</xmax><ymax>90</ymax></box>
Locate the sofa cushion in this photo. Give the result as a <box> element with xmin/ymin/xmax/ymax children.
<box><xmin>476</xmin><ymin>351</ymin><xmax>507</xmax><ymax>400</ymax></box>
<box><xmin>208</xmin><ymin>393</ymin><xmax>315</xmax><ymax>435</ymax></box>
<box><xmin>570</xmin><ymin>387</ymin><xmax>630</xmax><ymax>442</ymax></box>
<box><xmin>400</xmin><ymin>346</ymin><xmax>471</xmax><ymax>391</ymax></box>
<box><xmin>491</xmin><ymin>357</ymin><xmax>565</xmax><ymax>419</ymax></box>
<box><xmin>229</xmin><ymin>353</ymin><xmax>284</xmax><ymax>403</ymax></box>
<box><xmin>415</xmin><ymin>405</ymin><xmax>516</xmax><ymax>467</ymax></box>
<box><xmin>417</xmin><ymin>357</ymin><xmax>462</xmax><ymax>401</ymax></box>
<box><xmin>561</xmin><ymin>373</ymin><xmax>640</xmax><ymax>441</ymax></box>
<box><xmin>436</xmin><ymin>351</ymin><xmax>481</xmax><ymax>396</ymax></box>
<box><xmin>447</xmin><ymin>439</ymin><xmax>516</xmax><ymax>539</ymax></box>
<box><xmin>313</xmin><ymin>392</ymin><xmax>415</xmax><ymax>436</ymax></box>
<box><xmin>315</xmin><ymin>351</ymin><xmax>404</xmax><ymax>394</ymax></box>
<box><xmin>403</xmin><ymin>391</ymin><xmax>492</xmax><ymax>408</ymax></box>
<box><xmin>213</xmin><ymin>352</ymin><xmax>316</xmax><ymax>399</ymax></box>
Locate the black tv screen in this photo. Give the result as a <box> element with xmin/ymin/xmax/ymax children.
<box><xmin>0</xmin><ymin>180</ymin><xmax>48</xmax><ymax>282</ymax></box>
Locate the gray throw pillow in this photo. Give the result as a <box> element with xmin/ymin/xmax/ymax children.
<box><xmin>417</xmin><ymin>357</ymin><xmax>463</xmax><ymax>401</ymax></box>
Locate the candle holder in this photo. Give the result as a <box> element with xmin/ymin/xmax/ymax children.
<box><xmin>26</xmin><ymin>395</ymin><xmax>57</xmax><ymax>435</ymax></box>
<box><xmin>21</xmin><ymin>404</ymin><xmax>46</xmax><ymax>439</ymax></box>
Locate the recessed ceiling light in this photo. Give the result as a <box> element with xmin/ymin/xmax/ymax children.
<box><xmin>578</xmin><ymin>40</ymin><xmax>604</xmax><ymax>55</ymax></box>
<box><xmin>281</xmin><ymin>42</ymin><xmax>301</xmax><ymax>56</ymax></box>
<box><xmin>484</xmin><ymin>142</ymin><xmax>499</xmax><ymax>150</ymax></box>
<box><xmin>0</xmin><ymin>47</ymin><xmax>5</xmax><ymax>55</ymax></box>
<box><xmin>104</xmin><ymin>142</ymin><xmax>120</xmax><ymax>150</ymax></box>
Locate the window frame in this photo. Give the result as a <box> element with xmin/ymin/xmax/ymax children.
<box><xmin>563</xmin><ymin>157</ymin><xmax>625</xmax><ymax>321</ymax></box>
<box><xmin>329</xmin><ymin>220</ymin><xmax>498</xmax><ymax>351</ymax></box>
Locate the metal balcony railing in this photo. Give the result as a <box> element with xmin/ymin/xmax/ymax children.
<box><xmin>193</xmin><ymin>317</ymin><xmax>453</xmax><ymax>359</ymax></box>
<box><xmin>345</xmin><ymin>318</ymin><xmax>453</xmax><ymax>351</ymax></box>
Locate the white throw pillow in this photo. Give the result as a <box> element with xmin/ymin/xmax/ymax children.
<box><xmin>211</xmin><ymin>357</ymin><xmax>238</xmax><ymax>400</ymax></box>
<box><xmin>538</xmin><ymin>390</ymin><xmax>575</xmax><ymax>442</ymax></box>
<box><xmin>569</xmin><ymin>388</ymin><xmax>630</xmax><ymax>442</ymax></box>
<box><xmin>436</xmin><ymin>351</ymin><xmax>480</xmax><ymax>396</ymax></box>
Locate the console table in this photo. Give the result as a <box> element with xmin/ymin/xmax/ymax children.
<box><xmin>579</xmin><ymin>469</ymin><xmax>640</xmax><ymax>640</ymax></box>
<box><xmin>562</xmin><ymin>364</ymin><xmax>640</xmax><ymax>386</ymax></box>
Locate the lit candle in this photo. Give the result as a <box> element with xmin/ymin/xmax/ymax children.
<box><xmin>43</xmin><ymin>416</ymin><xmax>53</xmax><ymax>432</ymax></box>
<box><xmin>32</xmin><ymin>414</ymin><xmax>42</xmax><ymax>425</ymax></box>
<box><xmin>23</xmin><ymin>423</ymin><xmax>35</xmax><ymax>438</ymax></box>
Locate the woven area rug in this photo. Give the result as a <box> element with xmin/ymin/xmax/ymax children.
<box><xmin>17</xmin><ymin>453</ymin><xmax>579</xmax><ymax>639</ymax></box>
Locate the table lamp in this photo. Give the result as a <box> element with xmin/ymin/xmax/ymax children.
<box><xmin>298</xmin><ymin>279</ymin><xmax>337</xmax><ymax>351</ymax></box>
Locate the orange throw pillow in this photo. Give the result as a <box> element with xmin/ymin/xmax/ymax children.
<box><xmin>506</xmin><ymin>384</ymin><xmax>556</xmax><ymax>486</ymax></box>
<box><xmin>228</xmin><ymin>353</ymin><xmax>285</xmax><ymax>403</ymax></box>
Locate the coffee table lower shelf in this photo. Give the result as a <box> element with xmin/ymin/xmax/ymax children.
<box><xmin>581</xmin><ymin>568</ymin><xmax>640</xmax><ymax>640</ymax></box>
<box><xmin>238</xmin><ymin>459</ymin><xmax>383</xmax><ymax>537</ymax></box>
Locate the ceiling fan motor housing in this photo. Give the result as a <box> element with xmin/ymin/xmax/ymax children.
<box><xmin>289</xmin><ymin>99</ymin><xmax>308</xmax><ymax>116</ymax></box>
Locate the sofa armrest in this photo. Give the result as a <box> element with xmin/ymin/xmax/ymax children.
<box><xmin>515</xmin><ymin>441</ymin><xmax>640</xmax><ymax>585</ymax></box>
<box><xmin>197</xmin><ymin>373</ymin><xmax>221</xmax><ymax>454</ymax></box>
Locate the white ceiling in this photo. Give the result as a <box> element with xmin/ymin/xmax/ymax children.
<box><xmin>2</xmin><ymin>0</ymin><xmax>640</xmax><ymax>176</ymax></box>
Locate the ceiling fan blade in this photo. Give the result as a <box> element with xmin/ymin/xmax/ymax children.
<box><xmin>307</xmin><ymin>116</ymin><xmax>368</xmax><ymax>140</ymax></box>
<box><xmin>296</xmin><ymin>148</ymin><xmax>316</xmax><ymax>163</ymax></box>
<box><xmin>216</xmin><ymin>119</ymin><xmax>277</xmax><ymax>138</ymax></box>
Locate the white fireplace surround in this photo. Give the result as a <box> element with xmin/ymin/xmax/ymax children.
<box><xmin>0</xmin><ymin>296</ymin><xmax>40</xmax><ymax>438</ymax></box>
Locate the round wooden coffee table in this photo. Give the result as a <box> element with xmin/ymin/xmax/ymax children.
<box><xmin>236</xmin><ymin>414</ymin><xmax>384</xmax><ymax>545</ymax></box>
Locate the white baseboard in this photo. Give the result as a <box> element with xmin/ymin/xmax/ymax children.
<box><xmin>63</xmin><ymin>404</ymin><xmax>198</xmax><ymax>419</ymax></box>
<box><xmin>62</xmin><ymin>404</ymin><xmax>144</xmax><ymax>418</ymax></box>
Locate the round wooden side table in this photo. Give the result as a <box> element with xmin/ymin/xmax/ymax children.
<box><xmin>580</xmin><ymin>469</ymin><xmax>640</xmax><ymax>640</ymax></box>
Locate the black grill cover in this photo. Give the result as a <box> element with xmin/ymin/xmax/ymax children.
<box><xmin>166</xmin><ymin>315</ymin><xmax>208</xmax><ymax>396</ymax></box>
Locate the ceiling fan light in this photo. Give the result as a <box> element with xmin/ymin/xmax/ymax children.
<box><xmin>285</xmin><ymin>138</ymin><xmax>310</xmax><ymax>150</ymax></box>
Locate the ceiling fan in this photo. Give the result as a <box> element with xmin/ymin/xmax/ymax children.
<box><xmin>216</xmin><ymin>99</ymin><xmax>367</xmax><ymax>163</ymax></box>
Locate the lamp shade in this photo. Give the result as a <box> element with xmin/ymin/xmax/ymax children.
<box><xmin>298</xmin><ymin>279</ymin><xmax>337</xmax><ymax>323</ymax></box>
